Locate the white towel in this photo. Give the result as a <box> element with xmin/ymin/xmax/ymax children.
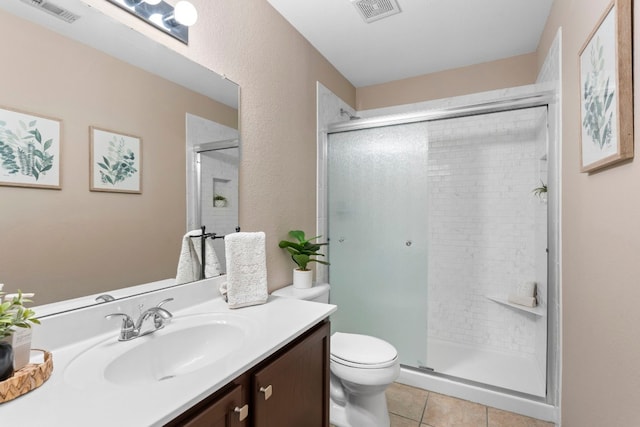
<box><xmin>508</xmin><ymin>295</ymin><xmax>537</xmax><ymax>307</ymax></box>
<box><xmin>176</xmin><ymin>230</ymin><xmax>222</xmax><ymax>285</ymax></box>
<box><xmin>221</xmin><ymin>231</ymin><xmax>268</xmax><ymax>309</ymax></box>
<box><xmin>515</xmin><ymin>281</ymin><xmax>537</xmax><ymax>297</ymax></box>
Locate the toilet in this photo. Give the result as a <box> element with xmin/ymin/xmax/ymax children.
<box><xmin>272</xmin><ymin>283</ymin><xmax>400</xmax><ymax>427</ymax></box>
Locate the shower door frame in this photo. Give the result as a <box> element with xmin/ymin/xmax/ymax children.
<box><xmin>327</xmin><ymin>93</ymin><xmax>554</xmax><ymax>135</ymax></box>
<box><xmin>321</xmin><ymin>90</ymin><xmax>560</xmax><ymax>407</ymax></box>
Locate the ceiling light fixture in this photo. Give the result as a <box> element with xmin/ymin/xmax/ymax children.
<box><xmin>174</xmin><ymin>1</ymin><xmax>198</xmax><ymax>26</ymax></box>
<box><xmin>106</xmin><ymin>0</ymin><xmax>198</xmax><ymax>44</ymax></box>
<box><xmin>163</xmin><ymin>0</ymin><xmax>198</xmax><ymax>27</ymax></box>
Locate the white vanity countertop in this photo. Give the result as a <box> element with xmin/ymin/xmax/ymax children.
<box><xmin>0</xmin><ymin>287</ymin><xmax>336</xmax><ymax>426</ymax></box>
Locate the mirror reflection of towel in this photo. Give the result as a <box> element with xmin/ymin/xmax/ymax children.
<box><xmin>221</xmin><ymin>232</ymin><xmax>268</xmax><ymax>309</ymax></box>
<box><xmin>176</xmin><ymin>230</ymin><xmax>222</xmax><ymax>285</ymax></box>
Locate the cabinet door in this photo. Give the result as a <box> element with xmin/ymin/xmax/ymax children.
<box><xmin>252</xmin><ymin>322</ymin><xmax>330</xmax><ymax>427</ymax></box>
<box><xmin>179</xmin><ymin>384</ymin><xmax>248</xmax><ymax>427</ymax></box>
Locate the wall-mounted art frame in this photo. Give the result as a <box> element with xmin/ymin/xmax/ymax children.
<box><xmin>90</xmin><ymin>126</ymin><xmax>142</xmax><ymax>194</ymax></box>
<box><xmin>0</xmin><ymin>106</ymin><xmax>62</xmax><ymax>189</ymax></box>
<box><xmin>579</xmin><ymin>0</ymin><xmax>633</xmax><ymax>173</ymax></box>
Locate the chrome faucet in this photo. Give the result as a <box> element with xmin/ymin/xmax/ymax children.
<box><xmin>105</xmin><ymin>298</ymin><xmax>174</xmax><ymax>341</ymax></box>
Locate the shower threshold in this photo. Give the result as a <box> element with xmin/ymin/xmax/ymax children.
<box><xmin>426</xmin><ymin>338</ymin><xmax>546</xmax><ymax>397</ymax></box>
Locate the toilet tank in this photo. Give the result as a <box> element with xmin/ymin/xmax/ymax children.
<box><xmin>271</xmin><ymin>283</ymin><xmax>330</xmax><ymax>303</ymax></box>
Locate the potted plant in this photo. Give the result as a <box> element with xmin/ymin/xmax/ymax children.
<box><xmin>214</xmin><ymin>194</ymin><xmax>227</xmax><ymax>207</ymax></box>
<box><xmin>0</xmin><ymin>291</ymin><xmax>40</xmax><ymax>381</ymax></box>
<box><xmin>278</xmin><ymin>230</ymin><xmax>329</xmax><ymax>289</ymax></box>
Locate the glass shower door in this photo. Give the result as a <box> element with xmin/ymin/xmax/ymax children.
<box><xmin>328</xmin><ymin>121</ymin><xmax>430</xmax><ymax>368</ymax></box>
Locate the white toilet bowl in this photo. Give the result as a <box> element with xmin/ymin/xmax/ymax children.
<box><xmin>271</xmin><ymin>284</ymin><xmax>400</xmax><ymax>427</ymax></box>
<box><xmin>329</xmin><ymin>332</ymin><xmax>400</xmax><ymax>427</ymax></box>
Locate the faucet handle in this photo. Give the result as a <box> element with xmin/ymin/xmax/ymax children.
<box><xmin>155</xmin><ymin>298</ymin><xmax>174</xmax><ymax>308</ymax></box>
<box><xmin>95</xmin><ymin>294</ymin><xmax>115</xmax><ymax>303</ymax></box>
<box><xmin>105</xmin><ymin>312</ymin><xmax>134</xmax><ymax>325</ymax></box>
<box><xmin>105</xmin><ymin>313</ymin><xmax>136</xmax><ymax>341</ymax></box>
<box><xmin>151</xmin><ymin>307</ymin><xmax>173</xmax><ymax>329</ymax></box>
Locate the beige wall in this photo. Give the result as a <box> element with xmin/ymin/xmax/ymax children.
<box><xmin>539</xmin><ymin>1</ymin><xmax>640</xmax><ymax>425</ymax></box>
<box><xmin>0</xmin><ymin>9</ymin><xmax>236</xmax><ymax>304</ymax></box>
<box><xmin>356</xmin><ymin>53</ymin><xmax>538</xmax><ymax>110</ymax></box>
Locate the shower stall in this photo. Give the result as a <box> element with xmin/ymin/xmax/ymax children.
<box><xmin>325</xmin><ymin>94</ymin><xmax>557</xmax><ymax>415</ymax></box>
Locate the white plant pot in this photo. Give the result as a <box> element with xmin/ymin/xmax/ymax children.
<box><xmin>293</xmin><ymin>269</ymin><xmax>313</xmax><ymax>289</ymax></box>
<box><xmin>214</xmin><ymin>200</ymin><xmax>226</xmax><ymax>207</ymax></box>
<box><xmin>1</xmin><ymin>328</ymin><xmax>31</xmax><ymax>370</ymax></box>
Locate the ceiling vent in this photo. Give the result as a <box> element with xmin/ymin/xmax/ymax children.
<box><xmin>350</xmin><ymin>0</ymin><xmax>401</xmax><ymax>23</ymax></box>
<box><xmin>19</xmin><ymin>0</ymin><xmax>81</xmax><ymax>23</ymax></box>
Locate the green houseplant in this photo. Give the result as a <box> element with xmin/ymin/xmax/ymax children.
<box><xmin>0</xmin><ymin>291</ymin><xmax>40</xmax><ymax>381</ymax></box>
<box><xmin>214</xmin><ymin>194</ymin><xmax>227</xmax><ymax>207</ymax></box>
<box><xmin>532</xmin><ymin>181</ymin><xmax>547</xmax><ymax>202</ymax></box>
<box><xmin>279</xmin><ymin>230</ymin><xmax>329</xmax><ymax>288</ymax></box>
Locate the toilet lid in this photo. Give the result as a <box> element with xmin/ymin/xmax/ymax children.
<box><xmin>330</xmin><ymin>332</ymin><xmax>398</xmax><ymax>369</ymax></box>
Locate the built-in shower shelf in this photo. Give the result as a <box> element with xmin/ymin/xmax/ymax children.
<box><xmin>486</xmin><ymin>295</ymin><xmax>545</xmax><ymax>317</ymax></box>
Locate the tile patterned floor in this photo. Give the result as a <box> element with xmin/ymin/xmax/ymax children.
<box><xmin>332</xmin><ymin>382</ymin><xmax>555</xmax><ymax>427</ymax></box>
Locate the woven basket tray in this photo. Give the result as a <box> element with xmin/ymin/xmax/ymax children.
<box><xmin>0</xmin><ymin>350</ymin><xmax>53</xmax><ymax>403</ymax></box>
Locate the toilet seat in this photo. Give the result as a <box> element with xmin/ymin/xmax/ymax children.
<box><xmin>331</xmin><ymin>332</ymin><xmax>398</xmax><ymax>369</ymax></box>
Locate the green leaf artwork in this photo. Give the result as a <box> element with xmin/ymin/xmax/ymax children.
<box><xmin>0</xmin><ymin>119</ymin><xmax>55</xmax><ymax>181</ymax></box>
<box><xmin>98</xmin><ymin>136</ymin><xmax>138</xmax><ymax>186</ymax></box>
<box><xmin>582</xmin><ymin>36</ymin><xmax>615</xmax><ymax>150</ymax></box>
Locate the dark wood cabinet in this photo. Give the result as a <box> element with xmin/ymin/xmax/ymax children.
<box><xmin>182</xmin><ymin>384</ymin><xmax>247</xmax><ymax>427</ymax></box>
<box><xmin>166</xmin><ymin>320</ymin><xmax>330</xmax><ymax>427</ymax></box>
<box><xmin>252</xmin><ymin>321</ymin><xmax>330</xmax><ymax>427</ymax></box>
<box><xmin>166</xmin><ymin>379</ymin><xmax>249</xmax><ymax>427</ymax></box>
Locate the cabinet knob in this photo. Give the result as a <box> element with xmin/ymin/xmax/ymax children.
<box><xmin>234</xmin><ymin>404</ymin><xmax>249</xmax><ymax>421</ymax></box>
<box><xmin>259</xmin><ymin>384</ymin><xmax>273</xmax><ymax>400</ymax></box>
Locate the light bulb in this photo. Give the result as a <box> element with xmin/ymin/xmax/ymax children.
<box><xmin>174</xmin><ymin>1</ymin><xmax>198</xmax><ymax>26</ymax></box>
<box><xmin>145</xmin><ymin>0</ymin><xmax>162</xmax><ymax>4</ymax></box>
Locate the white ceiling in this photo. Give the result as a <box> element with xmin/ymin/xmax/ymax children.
<box><xmin>266</xmin><ymin>0</ymin><xmax>554</xmax><ymax>87</ymax></box>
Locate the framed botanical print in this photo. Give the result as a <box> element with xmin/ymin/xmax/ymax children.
<box><xmin>0</xmin><ymin>106</ymin><xmax>61</xmax><ymax>189</ymax></box>
<box><xmin>90</xmin><ymin>126</ymin><xmax>142</xmax><ymax>194</ymax></box>
<box><xmin>579</xmin><ymin>0</ymin><xmax>633</xmax><ymax>173</ymax></box>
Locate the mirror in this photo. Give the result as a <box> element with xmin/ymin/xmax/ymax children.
<box><xmin>190</xmin><ymin>134</ymin><xmax>240</xmax><ymax>274</ymax></box>
<box><xmin>0</xmin><ymin>0</ymin><xmax>240</xmax><ymax>309</ymax></box>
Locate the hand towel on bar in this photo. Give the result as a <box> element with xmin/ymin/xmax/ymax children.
<box><xmin>223</xmin><ymin>231</ymin><xmax>268</xmax><ymax>309</ymax></box>
<box><xmin>195</xmin><ymin>234</ymin><xmax>222</xmax><ymax>279</ymax></box>
<box><xmin>176</xmin><ymin>230</ymin><xmax>222</xmax><ymax>285</ymax></box>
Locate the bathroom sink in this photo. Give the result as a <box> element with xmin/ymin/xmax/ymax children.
<box><xmin>64</xmin><ymin>313</ymin><xmax>252</xmax><ymax>388</ymax></box>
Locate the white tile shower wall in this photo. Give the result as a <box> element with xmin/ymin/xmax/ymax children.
<box><xmin>533</xmin><ymin>115</ymin><xmax>549</xmax><ymax>381</ymax></box>
<box><xmin>426</xmin><ymin>109</ymin><xmax>547</xmax><ymax>358</ymax></box>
